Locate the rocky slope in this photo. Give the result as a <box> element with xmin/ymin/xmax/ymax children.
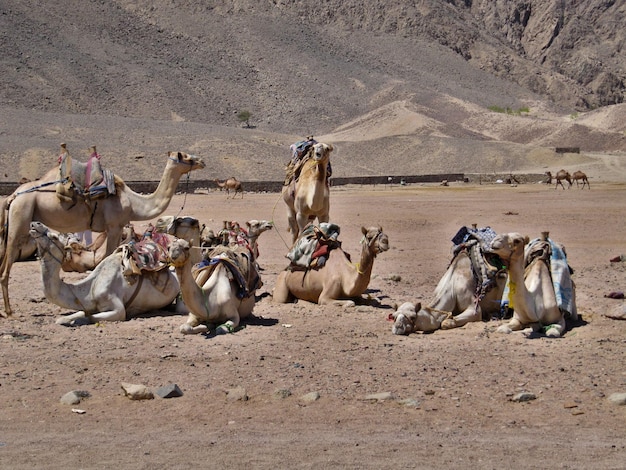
<box><xmin>0</xmin><ymin>0</ymin><xmax>624</xmax><ymax>182</ymax></box>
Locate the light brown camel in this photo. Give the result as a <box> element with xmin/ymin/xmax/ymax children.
<box><xmin>545</xmin><ymin>170</ymin><xmax>572</xmax><ymax>190</ymax></box>
<box><xmin>0</xmin><ymin>146</ymin><xmax>204</xmax><ymax>316</ymax></box>
<box><xmin>489</xmin><ymin>232</ymin><xmax>577</xmax><ymax>337</ymax></box>
<box><xmin>571</xmin><ymin>170</ymin><xmax>590</xmax><ymax>189</ymax></box>
<box><xmin>390</xmin><ymin>239</ymin><xmax>507</xmax><ymax>335</ymax></box>
<box><xmin>244</xmin><ymin>219</ymin><xmax>274</xmax><ymax>260</ymax></box>
<box><xmin>273</xmin><ymin>226</ymin><xmax>389</xmax><ymax>307</ymax></box>
<box><xmin>29</xmin><ymin>222</ymin><xmax>180</xmax><ymax>326</ymax></box>
<box><xmin>215</xmin><ymin>177</ymin><xmax>243</xmax><ymax>198</ymax></box>
<box><xmin>168</xmin><ymin>238</ymin><xmax>261</xmax><ymax>335</ymax></box>
<box><xmin>282</xmin><ymin>143</ymin><xmax>333</xmax><ymax>243</ymax></box>
<box><xmin>61</xmin><ymin>221</ymin><xmax>187</xmax><ymax>274</ymax></box>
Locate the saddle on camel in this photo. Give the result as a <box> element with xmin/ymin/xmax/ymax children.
<box><xmin>284</xmin><ymin>136</ymin><xmax>332</xmax><ymax>186</ymax></box>
<box><xmin>286</xmin><ymin>222</ymin><xmax>342</xmax><ymax>270</ymax></box>
<box><xmin>390</xmin><ymin>224</ymin><xmax>508</xmax><ymax>335</ymax></box>
<box><xmin>55</xmin><ymin>143</ymin><xmax>116</xmax><ymax>203</ymax></box>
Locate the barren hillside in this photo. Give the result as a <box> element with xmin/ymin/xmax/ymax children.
<box><xmin>0</xmin><ymin>0</ymin><xmax>625</xmax><ymax>183</ymax></box>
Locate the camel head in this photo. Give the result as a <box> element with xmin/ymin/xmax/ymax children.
<box><xmin>167</xmin><ymin>151</ymin><xmax>206</xmax><ymax>172</ymax></box>
<box><xmin>361</xmin><ymin>226</ymin><xmax>389</xmax><ymax>256</ymax></box>
<box><xmin>29</xmin><ymin>221</ymin><xmax>66</xmax><ymax>262</ymax></box>
<box><xmin>246</xmin><ymin>219</ymin><xmax>274</xmax><ymax>237</ymax></box>
<box><xmin>311</xmin><ymin>143</ymin><xmax>333</xmax><ymax>162</ymax></box>
<box><xmin>390</xmin><ymin>302</ymin><xmax>420</xmax><ymax>335</ymax></box>
<box><xmin>489</xmin><ymin>232</ymin><xmax>529</xmax><ymax>267</ymax></box>
<box><xmin>168</xmin><ymin>238</ymin><xmax>192</xmax><ymax>268</ymax></box>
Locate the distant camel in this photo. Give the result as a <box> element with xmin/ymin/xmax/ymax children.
<box><xmin>545</xmin><ymin>170</ymin><xmax>572</xmax><ymax>190</ymax></box>
<box><xmin>571</xmin><ymin>171</ymin><xmax>590</xmax><ymax>189</ymax></box>
<box><xmin>215</xmin><ymin>178</ymin><xmax>243</xmax><ymax>198</ymax></box>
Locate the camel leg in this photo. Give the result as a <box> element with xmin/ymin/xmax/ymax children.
<box><xmin>497</xmin><ymin>316</ymin><xmax>524</xmax><ymax>334</ymax></box>
<box><xmin>180</xmin><ymin>314</ymin><xmax>210</xmax><ymax>335</ymax></box>
<box><xmin>295</xmin><ymin>212</ymin><xmax>311</xmax><ymax>238</ymax></box>
<box><xmin>0</xmin><ymin>233</ymin><xmax>28</xmax><ymax>317</ymax></box>
<box><xmin>56</xmin><ymin>311</ymin><xmax>93</xmax><ymax>326</ymax></box>
<box><xmin>543</xmin><ymin>316</ymin><xmax>566</xmax><ymax>338</ymax></box>
<box><xmin>104</xmin><ymin>226</ymin><xmax>124</xmax><ymax>256</ymax></box>
<box><xmin>441</xmin><ymin>305</ymin><xmax>480</xmax><ymax>329</ymax></box>
<box><xmin>318</xmin><ymin>293</ymin><xmax>356</xmax><ymax>308</ymax></box>
<box><xmin>56</xmin><ymin>305</ymin><xmax>126</xmax><ymax>326</ymax></box>
<box><xmin>272</xmin><ymin>271</ymin><xmax>294</xmax><ymax>303</ymax></box>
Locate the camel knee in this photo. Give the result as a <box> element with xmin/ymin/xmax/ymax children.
<box><xmin>180</xmin><ymin>323</ymin><xmax>208</xmax><ymax>335</ymax></box>
<box><xmin>497</xmin><ymin>317</ymin><xmax>526</xmax><ymax>334</ymax></box>
<box><xmin>440</xmin><ymin>317</ymin><xmax>458</xmax><ymax>330</ymax></box>
<box><xmin>180</xmin><ymin>314</ymin><xmax>208</xmax><ymax>335</ymax></box>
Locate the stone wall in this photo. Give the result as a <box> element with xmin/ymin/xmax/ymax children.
<box><xmin>0</xmin><ymin>172</ymin><xmax>547</xmax><ymax>196</ymax></box>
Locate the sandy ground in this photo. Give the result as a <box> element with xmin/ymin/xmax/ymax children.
<box><xmin>1</xmin><ymin>182</ymin><xmax>626</xmax><ymax>469</ymax></box>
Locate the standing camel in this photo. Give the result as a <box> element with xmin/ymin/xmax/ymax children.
<box><xmin>489</xmin><ymin>232</ymin><xmax>577</xmax><ymax>337</ymax></box>
<box><xmin>571</xmin><ymin>170</ymin><xmax>590</xmax><ymax>189</ymax></box>
<box><xmin>215</xmin><ymin>177</ymin><xmax>243</xmax><ymax>198</ymax></box>
<box><xmin>273</xmin><ymin>226</ymin><xmax>389</xmax><ymax>306</ymax></box>
<box><xmin>0</xmin><ymin>145</ymin><xmax>205</xmax><ymax>317</ymax></box>
<box><xmin>282</xmin><ymin>142</ymin><xmax>334</xmax><ymax>243</ymax></box>
<box><xmin>545</xmin><ymin>170</ymin><xmax>572</xmax><ymax>189</ymax></box>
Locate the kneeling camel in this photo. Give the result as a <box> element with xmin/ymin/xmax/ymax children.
<box><xmin>169</xmin><ymin>239</ymin><xmax>262</xmax><ymax>335</ymax></box>
<box><xmin>489</xmin><ymin>231</ymin><xmax>577</xmax><ymax>337</ymax></box>
<box><xmin>273</xmin><ymin>226</ymin><xmax>389</xmax><ymax>307</ymax></box>
<box><xmin>391</xmin><ymin>228</ymin><xmax>507</xmax><ymax>335</ymax></box>
<box><xmin>29</xmin><ymin>222</ymin><xmax>180</xmax><ymax>325</ymax></box>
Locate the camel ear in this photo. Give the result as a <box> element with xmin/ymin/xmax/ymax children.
<box><xmin>524</xmin><ymin>235</ymin><xmax>530</xmax><ymax>244</ymax></box>
<box><xmin>327</xmin><ymin>144</ymin><xmax>334</xmax><ymax>152</ymax></box>
<box><xmin>414</xmin><ymin>302</ymin><xmax>421</xmax><ymax>312</ymax></box>
<box><xmin>361</xmin><ymin>226</ymin><xmax>367</xmax><ymax>235</ymax></box>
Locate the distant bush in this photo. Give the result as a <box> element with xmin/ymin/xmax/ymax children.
<box><xmin>488</xmin><ymin>105</ymin><xmax>529</xmax><ymax>115</ymax></box>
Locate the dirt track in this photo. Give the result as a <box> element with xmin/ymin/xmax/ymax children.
<box><xmin>2</xmin><ymin>183</ymin><xmax>626</xmax><ymax>469</ymax></box>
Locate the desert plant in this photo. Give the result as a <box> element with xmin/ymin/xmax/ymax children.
<box><xmin>237</xmin><ymin>110</ymin><xmax>252</xmax><ymax>128</ymax></box>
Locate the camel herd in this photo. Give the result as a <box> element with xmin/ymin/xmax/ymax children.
<box><xmin>0</xmin><ymin>142</ymin><xmax>581</xmax><ymax>339</ymax></box>
<box><xmin>545</xmin><ymin>169</ymin><xmax>590</xmax><ymax>189</ymax></box>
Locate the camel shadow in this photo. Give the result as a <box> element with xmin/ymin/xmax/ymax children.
<box><xmin>201</xmin><ymin>314</ymin><xmax>279</xmax><ymax>339</ymax></box>
<box><xmin>357</xmin><ymin>288</ymin><xmax>393</xmax><ymax>310</ymax></box>
<box><xmin>515</xmin><ymin>315</ymin><xmax>588</xmax><ymax>339</ymax></box>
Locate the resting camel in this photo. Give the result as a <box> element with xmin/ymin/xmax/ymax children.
<box><xmin>282</xmin><ymin>142</ymin><xmax>333</xmax><ymax>243</ymax></box>
<box><xmin>571</xmin><ymin>170</ymin><xmax>590</xmax><ymax>189</ymax></box>
<box><xmin>545</xmin><ymin>170</ymin><xmax>572</xmax><ymax>189</ymax></box>
<box><xmin>29</xmin><ymin>222</ymin><xmax>180</xmax><ymax>326</ymax></box>
<box><xmin>390</xmin><ymin>228</ymin><xmax>507</xmax><ymax>335</ymax></box>
<box><xmin>244</xmin><ymin>219</ymin><xmax>274</xmax><ymax>260</ymax></box>
<box><xmin>489</xmin><ymin>232</ymin><xmax>577</xmax><ymax>337</ymax></box>
<box><xmin>0</xmin><ymin>145</ymin><xmax>204</xmax><ymax>316</ymax></box>
<box><xmin>273</xmin><ymin>225</ymin><xmax>389</xmax><ymax>307</ymax></box>
<box><xmin>169</xmin><ymin>239</ymin><xmax>261</xmax><ymax>335</ymax></box>
<box><xmin>61</xmin><ymin>221</ymin><xmax>190</xmax><ymax>273</ymax></box>
<box><xmin>215</xmin><ymin>177</ymin><xmax>243</xmax><ymax>198</ymax></box>
<box><xmin>199</xmin><ymin>219</ymin><xmax>273</xmax><ymax>259</ymax></box>
<box><xmin>155</xmin><ymin>215</ymin><xmax>201</xmax><ymax>245</ymax></box>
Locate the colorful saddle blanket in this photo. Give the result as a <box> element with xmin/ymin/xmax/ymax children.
<box><xmin>56</xmin><ymin>147</ymin><xmax>116</xmax><ymax>202</ymax></box>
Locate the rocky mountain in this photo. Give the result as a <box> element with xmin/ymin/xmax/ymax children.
<box><xmin>0</xmin><ymin>0</ymin><xmax>624</xmax><ymax>182</ymax></box>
